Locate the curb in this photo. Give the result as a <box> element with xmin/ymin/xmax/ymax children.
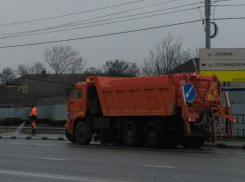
<box><xmin>0</xmin><ymin>135</ymin><xmax>67</xmax><ymax>141</ymax></box>
<box><xmin>204</xmin><ymin>143</ymin><xmax>245</xmax><ymax>149</ymax></box>
<box><xmin>0</xmin><ymin>136</ymin><xmax>244</xmax><ymax>149</ymax></box>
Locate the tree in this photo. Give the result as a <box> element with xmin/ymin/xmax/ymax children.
<box><xmin>0</xmin><ymin>67</ymin><xmax>16</xmax><ymax>85</ymax></box>
<box><xmin>16</xmin><ymin>62</ymin><xmax>46</xmax><ymax>76</ymax></box>
<box><xmin>16</xmin><ymin>64</ymin><xmax>30</xmax><ymax>77</ymax></box>
<box><xmin>29</xmin><ymin>62</ymin><xmax>46</xmax><ymax>74</ymax></box>
<box><xmin>44</xmin><ymin>45</ymin><xmax>86</xmax><ymax>74</ymax></box>
<box><xmin>102</xmin><ymin>60</ymin><xmax>140</xmax><ymax>77</ymax></box>
<box><xmin>83</xmin><ymin>67</ymin><xmax>103</xmax><ymax>75</ymax></box>
<box><xmin>141</xmin><ymin>34</ymin><xmax>191</xmax><ymax>76</ymax></box>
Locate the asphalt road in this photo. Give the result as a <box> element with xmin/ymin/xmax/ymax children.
<box><xmin>0</xmin><ymin>139</ymin><xmax>244</xmax><ymax>182</ymax></box>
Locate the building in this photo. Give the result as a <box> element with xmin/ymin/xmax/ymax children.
<box><xmin>3</xmin><ymin>72</ymin><xmax>86</xmax><ymax>107</ymax></box>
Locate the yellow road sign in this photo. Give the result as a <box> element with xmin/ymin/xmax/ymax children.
<box><xmin>206</xmin><ymin>84</ymin><xmax>219</xmax><ymax>101</ymax></box>
<box><xmin>200</xmin><ymin>71</ymin><xmax>245</xmax><ymax>82</ymax></box>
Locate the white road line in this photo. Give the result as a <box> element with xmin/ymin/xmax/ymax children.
<box><xmin>0</xmin><ymin>169</ymin><xmax>124</xmax><ymax>182</ymax></box>
<box><xmin>144</xmin><ymin>165</ymin><xmax>175</xmax><ymax>169</ymax></box>
<box><xmin>0</xmin><ymin>141</ymin><xmax>61</xmax><ymax>146</ymax></box>
<box><xmin>43</xmin><ymin>158</ymin><xmax>66</xmax><ymax>161</ymax></box>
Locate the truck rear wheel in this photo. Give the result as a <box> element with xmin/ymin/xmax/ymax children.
<box><xmin>65</xmin><ymin>129</ymin><xmax>76</xmax><ymax>143</ymax></box>
<box><xmin>75</xmin><ymin>122</ymin><xmax>91</xmax><ymax>145</ymax></box>
<box><xmin>144</xmin><ymin>121</ymin><xmax>163</xmax><ymax>148</ymax></box>
<box><xmin>122</xmin><ymin>121</ymin><xmax>144</xmax><ymax>147</ymax></box>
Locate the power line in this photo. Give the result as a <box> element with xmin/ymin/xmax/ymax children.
<box><xmin>0</xmin><ymin>2</ymin><xmax>203</xmax><ymax>39</ymax></box>
<box><xmin>0</xmin><ymin>0</ymin><xmax>190</xmax><ymax>37</ymax></box>
<box><xmin>0</xmin><ymin>0</ymin><xmax>145</xmax><ymax>27</ymax></box>
<box><xmin>212</xmin><ymin>3</ymin><xmax>245</xmax><ymax>22</ymax></box>
<box><xmin>0</xmin><ymin>19</ymin><xmax>203</xmax><ymax>49</ymax></box>
<box><xmin>211</xmin><ymin>0</ymin><xmax>232</xmax><ymax>3</ymax></box>
<box><xmin>211</xmin><ymin>0</ymin><xmax>244</xmax><ymax>4</ymax></box>
<box><xmin>0</xmin><ymin>7</ymin><xmax>202</xmax><ymax>40</ymax></box>
<box><xmin>0</xmin><ymin>16</ymin><xmax>244</xmax><ymax>49</ymax></box>
<box><xmin>213</xmin><ymin>4</ymin><xmax>245</xmax><ymax>7</ymax></box>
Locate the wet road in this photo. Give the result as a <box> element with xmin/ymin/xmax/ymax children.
<box><xmin>0</xmin><ymin>139</ymin><xmax>244</xmax><ymax>182</ymax></box>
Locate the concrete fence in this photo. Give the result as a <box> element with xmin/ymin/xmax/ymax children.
<box><xmin>0</xmin><ymin>105</ymin><xmax>67</xmax><ymax>121</ymax></box>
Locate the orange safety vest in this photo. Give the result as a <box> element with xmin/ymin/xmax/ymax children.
<box><xmin>29</xmin><ymin>107</ymin><xmax>38</xmax><ymax>116</ymax></box>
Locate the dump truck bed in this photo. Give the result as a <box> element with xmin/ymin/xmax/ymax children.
<box><xmin>90</xmin><ymin>76</ymin><xmax>176</xmax><ymax>116</ymax></box>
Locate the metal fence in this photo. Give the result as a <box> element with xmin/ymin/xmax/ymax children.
<box><xmin>222</xmin><ymin>114</ymin><xmax>245</xmax><ymax>137</ymax></box>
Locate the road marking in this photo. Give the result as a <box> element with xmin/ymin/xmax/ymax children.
<box><xmin>43</xmin><ymin>158</ymin><xmax>66</xmax><ymax>161</ymax></box>
<box><xmin>0</xmin><ymin>141</ymin><xmax>51</xmax><ymax>145</ymax></box>
<box><xmin>0</xmin><ymin>141</ymin><xmax>62</xmax><ymax>146</ymax></box>
<box><xmin>144</xmin><ymin>165</ymin><xmax>175</xmax><ymax>169</ymax></box>
<box><xmin>0</xmin><ymin>169</ymin><xmax>124</xmax><ymax>182</ymax></box>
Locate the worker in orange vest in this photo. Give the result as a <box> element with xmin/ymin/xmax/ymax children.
<box><xmin>29</xmin><ymin>105</ymin><xmax>38</xmax><ymax>135</ymax></box>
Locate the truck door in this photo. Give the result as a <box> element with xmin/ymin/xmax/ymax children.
<box><xmin>69</xmin><ymin>88</ymin><xmax>83</xmax><ymax>118</ymax></box>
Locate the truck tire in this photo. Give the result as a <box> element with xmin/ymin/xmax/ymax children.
<box><xmin>75</xmin><ymin>122</ymin><xmax>91</xmax><ymax>145</ymax></box>
<box><xmin>122</xmin><ymin>121</ymin><xmax>144</xmax><ymax>147</ymax></box>
<box><xmin>144</xmin><ymin>121</ymin><xmax>164</xmax><ymax>149</ymax></box>
<box><xmin>65</xmin><ymin>130</ymin><xmax>76</xmax><ymax>143</ymax></box>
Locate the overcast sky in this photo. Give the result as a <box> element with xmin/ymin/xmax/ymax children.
<box><xmin>0</xmin><ymin>0</ymin><xmax>244</xmax><ymax>73</ymax></box>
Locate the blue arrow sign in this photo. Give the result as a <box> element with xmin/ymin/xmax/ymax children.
<box><xmin>183</xmin><ymin>83</ymin><xmax>196</xmax><ymax>102</ymax></box>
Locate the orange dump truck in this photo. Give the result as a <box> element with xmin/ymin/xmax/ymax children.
<box><xmin>65</xmin><ymin>73</ymin><xmax>235</xmax><ymax>148</ymax></box>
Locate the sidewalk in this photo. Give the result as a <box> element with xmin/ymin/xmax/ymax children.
<box><xmin>0</xmin><ymin>133</ymin><xmax>67</xmax><ymax>141</ymax></box>
<box><xmin>204</xmin><ymin>140</ymin><xmax>245</xmax><ymax>149</ymax></box>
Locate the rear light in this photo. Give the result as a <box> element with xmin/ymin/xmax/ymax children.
<box><xmin>188</xmin><ymin>118</ymin><xmax>196</xmax><ymax>122</ymax></box>
<box><xmin>232</xmin><ymin>118</ymin><xmax>237</xmax><ymax>123</ymax></box>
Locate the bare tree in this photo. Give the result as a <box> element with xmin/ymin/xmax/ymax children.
<box><xmin>29</xmin><ymin>62</ymin><xmax>46</xmax><ymax>74</ymax></box>
<box><xmin>83</xmin><ymin>67</ymin><xmax>103</xmax><ymax>75</ymax></box>
<box><xmin>16</xmin><ymin>64</ymin><xmax>30</xmax><ymax>76</ymax></box>
<box><xmin>44</xmin><ymin>45</ymin><xmax>86</xmax><ymax>74</ymax></box>
<box><xmin>16</xmin><ymin>62</ymin><xmax>46</xmax><ymax>76</ymax></box>
<box><xmin>141</xmin><ymin>34</ymin><xmax>191</xmax><ymax>76</ymax></box>
<box><xmin>0</xmin><ymin>67</ymin><xmax>16</xmax><ymax>85</ymax></box>
<box><xmin>103</xmin><ymin>60</ymin><xmax>140</xmax><ymax>77</ymax></box>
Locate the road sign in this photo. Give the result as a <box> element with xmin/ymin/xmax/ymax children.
<box><xmin>200</xmin><ymin>48</ymin><xmax>245</xmax><ymax>60</ymax></box>
<box><xmin>200</xmin><ymin>70</ymin><xmax>245</xmax><ymax>82</ymax></box>
<box><xmin>183</xmin><ymin>83</ymin><xmax>196</xmax><ymax>102</ymax></box>
<box><xmin>200</xmin><ymin>48</ymin><xmax>245</xmax><ymax>71</ymax></box>
<box><xmin>200</xmin><ymin>48</ymin><xmax>245</xmax><ymax>82</ymax></box>
<box><xmin>206</xmin><ymin>84</ymin><xmax>219</xmax><ymax>101</ymax></box>
<box><xmin>200</xmin><ymin>60</ymin><xmax>245</xmax><ymax>71</ymax></box>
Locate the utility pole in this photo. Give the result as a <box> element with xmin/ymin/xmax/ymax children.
<box><xmin>205</xmin><ymin>0</ymin><xmax>211</xmax><ymax>48</ymax></box>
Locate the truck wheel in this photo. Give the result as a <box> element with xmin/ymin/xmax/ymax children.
<box><xmin>144</xmin><ymin>121</ymin><xmax>163</xmax><ymax>148</ymax></box>
<box><xmin>75</xmin><ymin>122</ymin><xmax>91</xmax><ymax>145</ymax></box>
<box><xmin>122</xmin><ymin>121</ymin><xmax>144</xmax><ymax>147</ymax></box>
<box><xmin>65</xmin><ymin>130</ymin><xmax>76</xmax><ymax>143</ymax></box>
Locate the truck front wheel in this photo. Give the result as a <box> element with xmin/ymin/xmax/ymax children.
<box><xmin>65</xmin><ymin>129</ymin><xmax>76</xmax><ymax>143</ymax></box>
<box><xmin>75</xmin><ymin>122</ymin><xmax>91</xmax><ymax>145</ymax></box>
